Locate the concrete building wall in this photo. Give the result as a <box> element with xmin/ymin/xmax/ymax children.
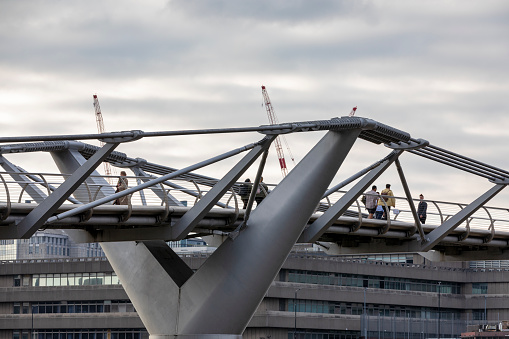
<box><xmin>1</xmin><ymin>253</ymin><xmax>509</xmax><ymax>338</ymax></box>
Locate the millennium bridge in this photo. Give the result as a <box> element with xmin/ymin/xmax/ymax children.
<box><xmin>0</xmin><ymin>116</ymin><xmax>508</xmax><ymax>338</ymax></box>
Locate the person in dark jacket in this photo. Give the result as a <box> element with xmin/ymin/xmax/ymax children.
<box><xmin>239</xmin><ymin>178</ymin><xmax>251</xmax><ymax>209</ymax></box>
<box><xmin>417</xmin><ymin>194</ymin><xmax>427</xmax><ymax>224</ymax></box>
<box><xmin>255</xmin><ymin>177</ymin><xmax>268</xmax><ymax>206</ymax></box>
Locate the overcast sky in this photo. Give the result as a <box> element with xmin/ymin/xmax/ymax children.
<box><xmin>1</xmin><ymin>0</ymin><xmax>509</xmax><ymax>210</ymax></box>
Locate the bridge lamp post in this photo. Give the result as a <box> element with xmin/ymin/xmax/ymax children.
<box><xmin>294</xmin><ymin>288</ymin><xmax>301</xmax><ymax>339</ymax></box>
<box><xmin>484</xmin><ymin>295</ymin><xmax>487</xmax><ymax>324</ymax></box>
<box><xmin>31</xmin><ymin>304</ymin><xmax>34</xmax><ymax>339</ymax></box>
<box><xmin>363</xmin><ymin>285</ymin><xmax>368</xmax><ymax>339</ymax></box>
<box><xmin>438</xmin><ymin>282</ymin><xmax>441</xmax><ymax>339</ymax></box>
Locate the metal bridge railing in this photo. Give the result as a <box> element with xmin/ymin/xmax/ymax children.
<box><xmin>324</xmin><ymin>192</ymin><xmax>509</xmax><ymax>235</ymax></box>
<box><xmin>1</xmin><ymin>171</ymin><xmax>508</xmax><ymax>237</ymax></box>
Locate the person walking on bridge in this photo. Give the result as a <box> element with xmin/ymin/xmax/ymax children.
<box><xmin>378</xmin><ymin>184</ymin><xmax>395</xmax><ymax>220</ymax></box>
<box><xmin>239</xmin><ymin>178</ymin><xmax>251</xmax><ymax>209</ymax></box>
<box><xmin>255</xmin><ymin>177</ymin><xmax>268</xmax><ymax>206</ymax></box>
<box><xmin>363</xmin><ymin>185</ymin><xmax>378</xmax><ymax>219</ymax></box>
<box><xmin>417</xmin><ymin>194</ymin><xmax>427</xmax><ymax>224</ymax></box>
<box><xmin>114</xmin><ymin>171</ymin><xmax>129</xmax><ymax>205</ymax></box>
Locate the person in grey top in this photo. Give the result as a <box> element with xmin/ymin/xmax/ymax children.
<box><xmin>417</xmin><ymin>194</ymin><xmax>427</xmax><ymax>224</ymax></box>
<box><xmin>364</xmin><ymin>185</ymin><xmax>379</xmax><ymax>219</ymax></box>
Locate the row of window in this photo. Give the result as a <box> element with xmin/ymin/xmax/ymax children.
<box><xmin>286</xmin><ymin>269</ymin><xmax>461</xmax><ymax>294</ymax></box>
<box><xmin>472</xmin><ymin>282</ymin><xmax>488</xmax><ymax>294</ymax></box>
<box><xmin>30</xmin><ymin>235</ymin><xmax>67</xmax><ymax>245</ymax></box>
<box><xmin>14</xmin><ymin>300</ymin><xmax>134</xmax><ymax>314</ymax></box>
<box><xmin>13</xmin><ymin>329</ymin><xmax>145</xmax><ymax>339</ymax></box>
<box><xmin>288</xmin><ymin>330</ymin><xmax>456</xmax><ymax>339</ymax></box>
<box><xmin>28</xmin><ymin>244</ymin><xmax>70</xmax><ymax>256</ymax></box>
<box><xmin>284</xmin><ymin>299</ymin><xmax>460</xmax><ymax>320</ymax></box>
<box><xmin>31</xmin><ymin>272</ymin><xmax>120</xmax><ymax>287</ymax></box>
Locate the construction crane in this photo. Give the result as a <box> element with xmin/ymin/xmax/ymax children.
<box><xmin>261</xmin><ymin>85</ymin><xmax>296</xmax><ymax>178</ymax></box>
<box><xmin>92</xmin><ymin>94</ymin><xmax>115</xmax><ymax>183</ymax></box>
<box><xmin>349</xmin><ymin>106</ymin><xmax>357</xmax><ymax>117</ymax></box>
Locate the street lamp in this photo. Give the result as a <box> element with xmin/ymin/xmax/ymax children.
<box><xmin>294</xmin><ymin>288</ymin><xmax>301</xmax><ymax>339</ymax></box>
<box><xmin>31</xmin><ymin>304</ymin><xmax>34</xmax><ymax>339</ymax></box>
<box><xmin>484</xmin><ymin>295</ymin><xmax>487</xmax><ymax>325</ymax></box>
<box><xmin>363</xmin><ymin>287</ymin><xmax>367</xmax><ymax>339</ymax></box>
<box><xmin>438</xmin><ymin>282</ymin><xmax>441</xmax><ymax>339</ymax></box>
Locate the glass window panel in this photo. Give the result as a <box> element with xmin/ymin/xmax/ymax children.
<box><xmin>53</xmin><ymin>274</ymin><xmax>61</xmax><ymax>286</ymax></box>
<box><xmin>82</xmin><ymin>273</ymin><xmax>90</xmax><ymax>285</ymax></box>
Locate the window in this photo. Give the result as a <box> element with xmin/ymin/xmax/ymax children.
<box><xmin>473</xmin><ymin>283</ymin><xmax>488</xmax><ymax>294</ymax></box>
<box><xmin>13</xmin><ymin>275</ymin><xmax>21</xmax><ymax>287</ymax></box>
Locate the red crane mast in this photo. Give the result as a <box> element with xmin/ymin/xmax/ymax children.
<box><xmin>93</xmin><ymin>94</ymin><xmax>114</xmax><ymax>183</ymax></box>
<box><xmin>261</xmin><ymin>85</ymin><xmax>295</xmax><ymax>177</ymax></box>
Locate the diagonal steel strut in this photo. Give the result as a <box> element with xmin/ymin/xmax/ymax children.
<box><xmin>420</xmin><ymin>183</ymin><xmax>507</xmax><ymax>251</ymax></box>
<box><xmin>172</xmin><ymin>136</ymin><xmax>275</xmax><ymax>240</ymax></box>
<box><xmin>395</xmin><ymin>158</ymin><xmax>426</xmax><ymax>240</ymax></box>
<box><xmin>299</xmin><ymin>150</ymin><xmax>402</xmax><ymax>243</ymax></box>
<box><xmin>0</xmin><ymin>142</ymin><xmax>119</xmax><ymax>239</ymax></box>
<box><xmin>177</xmin><ymin>129</ymin><xmax>362</xmax><ymax>335</ymax></box>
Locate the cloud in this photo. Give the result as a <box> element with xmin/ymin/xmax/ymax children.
<box><xmin>0</xmin><ymin>0</ymin><xmax>508</xmax><ymax>211</ymax></box>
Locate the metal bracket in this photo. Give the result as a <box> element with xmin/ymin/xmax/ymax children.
<box><xmin>349</xmin><ymin>199</ymin><xmax>363</xmax><ymax>233</ymax></box>
<box><xmin>99</xmin><ymin>130</ymin><xmax>144</xmax><ymax>144</ymax></box>
<box><xmin>386</xmin><ymin>138</ymin><xmax>429</xmax><ymax>150</ymax></box>
<box><xmin>489</xmin><ymin>178</ymin><xmax>509</xmax><ymax>185</ymax></box>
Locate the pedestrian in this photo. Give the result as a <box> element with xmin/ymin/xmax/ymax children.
<box><xmin>239</xmin><ymin>178</ymin><xmax>251</xmax><ymax>209</ymax></box>
<box><xmin>255</xmin><ymin>177</ymin><xmax>268</xmax><ymax>206</ymax></box>
<box><xmin>363</xmin><ymin>185</ymin><xmax>378</xmax><ymax>219</ymax></box>
<box><xmin>417</xmin><ymin>194</ymin><xmax>427</xmax><ymax>224</ymax></box>
<box><xmin>378</xmin><ymin>184</ymin><xmax>395</xmax><ymax>220</ymax></box>
<box><xmin>114</xmin><ymin>171</ymin><xmax>129</xmax><ymax>205</ymax></box>
<box><xmin>375</xmin><ymin>204</ymin><xmax>384</xmax><ymax>219</ymax></box>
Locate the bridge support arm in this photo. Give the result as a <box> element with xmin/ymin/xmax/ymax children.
<box><xmin>0</xmin><ymin>155</ymin><xmax>48</xmax><ymax>203</ymax></box>
<box><xmin>395</xmin><ymin>158</ymin><xmax>425</xmax><ymax>240</ymax></box>
<box><xmin>130</xmin><ymin>167</ymin><xmax>184</xmax><ymax>206</ymax></box>
<box><xmin>0</xmin><ymin>142</ymin><xmax>119</xmax><ymax>239</ymax></box>
<box><xmin>172</xmin><ymin>136</ymin><xmax>275</xmax><ymax>240</ymax></box>
<box><xmin>174</xmin><ymin>129</ymin><xmax>361</xmax><ymax>336</ymax></box>
<box><xmin>420</xmin><ymin>183</ymin><xmax>507</xmax><ymax>251</ymax></box>
<box><xmin>298</xmin><ymin>150</ymin><xmax>401</xmax><ymax>243</ymax></box>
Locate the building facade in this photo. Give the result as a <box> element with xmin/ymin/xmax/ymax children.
<box><xmin>0</xmin><ymin>252</ymin><xmax>508</xmax><ymax>339</ymax></box>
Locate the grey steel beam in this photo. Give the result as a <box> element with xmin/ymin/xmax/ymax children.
<box><xmin>0</xmin><ymin>117</ymin><xmax>411</xmax><ymax>146</ymax></box>
<box><xmin>322</xmin><ymin>159</ymin><xmax>387</xmax><ymax>199</ymax></box>
<box><xmin>172</xmin><ymin>136</ymin><xmax>275</xmax><ymax>240</ymax></box>
<box><xmin>299</xmin><ymin>150</ymin><xmax>401</xmax><ymax>243</ymax></box>
<box><xmin>394</xmin><ymin>158</ymin><xmax>426</xmax><ymax>240</ymax></box>
<box><xmin>176</xmin><ymin>129</ymin><xmax>361</xmax><ymax>336</ymax></box>
<box><xmin>0</xmin><ymin>142</ymin><xmax>119</xmax><ymax>239</ymax></box>
<box><xmin>0</xmin><ymin>155</ymin><xmax>48</xmax><ymax>203</ymax></box>
<box><xmin>21</xmin><ymin>172</ymin><xmax>81</xmax><ymax>204</ymax></box>
<box><xmin>130</xmin><ymin>167</ymin><xmax>183</xmax><ymax>207</ymax></box>
<box><xmin>46</xmin><ymin>140</ymin><xmax>262</xmax><ymax>224</ymax></box>
<box><xmin>244</xmin><ymin>148</ymin><xmax>270</xmax><ymax>222</ymax></box>
<box><xmin>420</xmin><ymin>184</ymin><xmax>507</xmax><ymax>251</ymax></box>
